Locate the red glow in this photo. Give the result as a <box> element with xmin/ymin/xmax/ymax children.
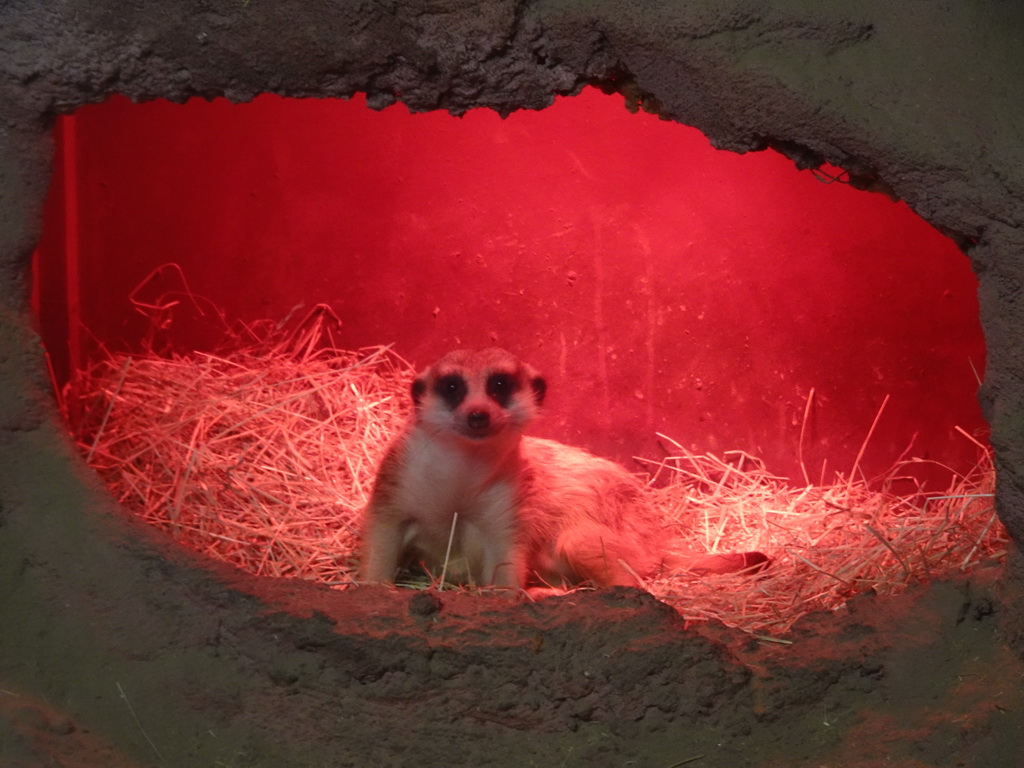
<box><xmin>33</xmin><ymin>87</ymin><xmax>986</xmax><ymax>486</ymax></box>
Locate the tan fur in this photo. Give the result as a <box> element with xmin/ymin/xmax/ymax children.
<box><xmin>360</xmin><ymin>348</ymin><xmax>766</xmax><ymax>589</ymax></box>
<box><xmin>515</xmin><ymin>437</ymin><xmax>664</xmax><ymax>587</ymax></box>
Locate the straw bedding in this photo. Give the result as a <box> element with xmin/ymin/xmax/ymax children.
<box><xmin>61</xmin><ymin>321</ymin><xmax>1006</xmax><ymax>636</ymax></box>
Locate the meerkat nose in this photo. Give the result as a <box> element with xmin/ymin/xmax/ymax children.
<box><xmin>467</xmin><ymin>410</ymin><xmax>491</xmax><ymax>431</ymax></box>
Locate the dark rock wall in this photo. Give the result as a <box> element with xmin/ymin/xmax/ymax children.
<box><xmin>2</xmin><ymin>2</ymin><xmax>1024</xmax><ymax>766</ymax></box>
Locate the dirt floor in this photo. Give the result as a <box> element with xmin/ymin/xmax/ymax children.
<box><xmin>2</xmin><ymin>544</ymin><xmax>1024</xmax><ymax>767</ymax></box>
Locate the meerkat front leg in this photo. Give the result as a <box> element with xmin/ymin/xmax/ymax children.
<box><xmin>361</xmin><ymin>512</ymin><xmax>407</xmax><ymax>583</ymax></box>
<box><xmin>471</xmin><ymin>485</ymin><xmax>525</xmax><ymax>589</ymax></box>
<box><xmin>480</xmin><ymin>538</ymin><xmax>523</xmax><ymax>589</ymax></box>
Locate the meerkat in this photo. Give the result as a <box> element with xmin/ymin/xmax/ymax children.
<box><xmin>360</xmin><ymin>347</ymin><xmax>767</xmax><ymax>590</ymax></box>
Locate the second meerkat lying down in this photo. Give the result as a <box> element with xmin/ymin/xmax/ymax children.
<box><xmin>360</xmin><ymin>347</ymin><xmax>768</xmax><ymax>590</ymax></box>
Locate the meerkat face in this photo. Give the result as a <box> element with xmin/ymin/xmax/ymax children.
<box><xmin>411</xmin><ymin>348</ymin><xmax>546</xmax><ymax>443</ymax></box>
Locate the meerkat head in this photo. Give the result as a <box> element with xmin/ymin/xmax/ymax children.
<box><xmin>411</xmin><ymin>348</ymin><xmax>546</xmax><ymax>444</ymax></box>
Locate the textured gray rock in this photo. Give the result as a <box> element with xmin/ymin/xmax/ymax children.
<box><xmin>2</xmin><ymin>2</ymin><xmax>1023</xmax><ymax>766</ymax></box>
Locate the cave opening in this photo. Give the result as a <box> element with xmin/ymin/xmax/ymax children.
<box><xmin>30</xmin><ymin>86</ymin><xmax>998</xmax><ymax>632</ymax></box>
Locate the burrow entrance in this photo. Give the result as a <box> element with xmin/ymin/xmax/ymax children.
<box><xmin>32</xmin><ymin>88</ymin><xmax>1001</xmax><ymax>635</ymax></box>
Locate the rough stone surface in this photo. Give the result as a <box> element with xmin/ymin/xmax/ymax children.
<box><xmin>2</xmin><ymin>1</ymin><xmax>1024</xmax><ymax>766</ymax></box>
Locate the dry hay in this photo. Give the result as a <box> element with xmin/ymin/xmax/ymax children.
<box><xmin>639</xmin><ymin>434</ymin><xmax>1004</xmax><ymax>636</ymax></box>
<box><xmin>61</xmin><ymin>322</ymin><xmax>1007</xmax><ymax>636</ymax></box>
<box><xmin>63</xmin><ymin>312</ymin><xmax>413</xmax><ymax>585</ymax></box>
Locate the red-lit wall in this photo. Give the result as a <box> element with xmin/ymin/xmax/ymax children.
<box><xmin>34</xmin><ymin>88</ymin><xmax>986</xmax><ymax>486</ymax></box>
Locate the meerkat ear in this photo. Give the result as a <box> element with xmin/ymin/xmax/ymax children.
<box><xmin>411</xmin><ymin>377</ymin><xmax>427</xmax><ymax>405</ymax></box>
<box><xmin>529</xmin><ymin>374</ymin><xmax>547</xmax><ymax>406</ymax></box>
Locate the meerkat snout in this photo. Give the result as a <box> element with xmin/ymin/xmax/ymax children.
<box><xmin>467</xmin><ymin>409</ymin><xmax>490</xmax><ymax>432</ymax></box>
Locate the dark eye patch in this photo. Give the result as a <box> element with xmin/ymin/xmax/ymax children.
<box><xmin>411</xmin><ymin>377</ymin><xmax>427</xmax><ymax>405</ymax></box>
<box><xmin>434</xmin><ymin>374</ymin><xmax>468</xmax><ymax>409</ymax></box>
<box><xmin>486</xmin><ymin>372</ymin><xmax>519</xmax><ymax>407</ymax></box>
<box><xmin>530</xmin><ymin>375</ymin><xmax>546</xmax><ymax>405</ymax></box>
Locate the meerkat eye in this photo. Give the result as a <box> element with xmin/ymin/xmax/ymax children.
<box><xmin>435</xmin><ymin>374</ymin><xmax>467</xmax><ymax>408</ymax></box>
<box><xmin>486</xmin><ymin>372</ymin><xmax>518</xmax><ymax>407</ymax></box>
